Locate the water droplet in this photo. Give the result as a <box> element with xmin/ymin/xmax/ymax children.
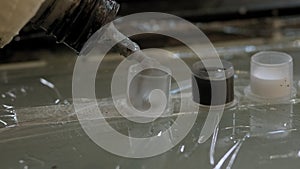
<box><xmin>6</xmin><ymin>91</ymin><xmax>16</xmax><ymax>98</ymax></box>
<box><xmin>20</xmin><ymin>87</ymin><xmax>27</xmax><ymax>94</ymax></box>
<box><xmin>180</xmin><ymin>145</ymin><xmax>185</xmax><ymax>153</ymax></box>
<box><xmin>55</xmin><ymin>99</ymin><xmax>60</xmax><ymax>104</ymax></box>
<box><xmin>157</xmin><ymin>131</ymin><xmax>162</xmax><ymax>136</ymax></box>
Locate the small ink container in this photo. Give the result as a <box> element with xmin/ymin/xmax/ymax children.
<box><xmin>192</xmin><ymin>59</ymin><xmax>235</xmax><ymax>106</ymax></box>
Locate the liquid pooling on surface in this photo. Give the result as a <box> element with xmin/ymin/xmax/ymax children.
<box><xmin>1</xmin><ymin>28</ymin><xmax>300</xmax><ymax>169</ymax></box>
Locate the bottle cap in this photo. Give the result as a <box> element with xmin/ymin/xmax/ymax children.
<box><xmin>192</xmin><ymin>59</ymin><xmax>235</xmax><ymax>106</ymax></box>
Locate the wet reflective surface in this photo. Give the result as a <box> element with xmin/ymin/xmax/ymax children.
<box><xmin>1</xmin><ymin>18</ymin><xmax>300</xmax><ymax>169</ymax></box>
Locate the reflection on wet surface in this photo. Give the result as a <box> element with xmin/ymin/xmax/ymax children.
<box><xmin>1</xmin><ymin>17</ymin><xmax>300</xmax><ymax>169</ymax></box>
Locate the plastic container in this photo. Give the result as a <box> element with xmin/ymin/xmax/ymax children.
<box><xmin>245</xmin><ymin>51</ymin><xmax>294</xmax><ymax>102</ymax></box>
<box><xmin>192</xmin><ymin>59</ymin><xmax>235</xmax><ymax>106</ymax></box>
<box><xmin>127</xmin><ymin>64</ymin><xmax>172</xmax><ymax>112</ymax></box>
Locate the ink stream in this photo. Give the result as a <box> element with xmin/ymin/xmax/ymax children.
<box><xmin>100</xmin><ymin>23</ymin><xmax>160</xmax><ymax>67</ymax></box>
